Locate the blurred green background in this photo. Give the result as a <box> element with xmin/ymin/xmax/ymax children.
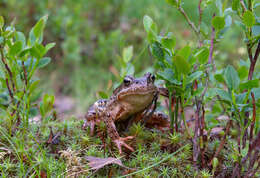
<box><xmin>1</xmin><ymin>0</ymin><xmax>258</xmax><ymax>114</ymax></box>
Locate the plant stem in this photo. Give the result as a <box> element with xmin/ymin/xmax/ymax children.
<box><xmin>248</xmin><ymin>41</ymin><xmax>260</xmax><ymax>80</ymax></box>
<box><xmin>240</xmin><ymin>0</ymin><xmax>247</xmax><ymax>12</ymax></box>
<box><xmin>175</xmin><ymin>97</ymin><xmax>179</xmax><ymax>133</ymax></box>
<box><xmin>177</xmin><ymin>6</ymin><xmax>199</xmax><ymax>36</ymax></box>
<box><xmin>169</xmin><ymin>91</ymin><xmax>174</xmax><ymax>133</ymax></box>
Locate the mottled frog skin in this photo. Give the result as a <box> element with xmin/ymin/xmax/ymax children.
<box><xmin>84</xmin><ymin>72</ymin><xmax>169</xmax><ymax>153</ymax></box>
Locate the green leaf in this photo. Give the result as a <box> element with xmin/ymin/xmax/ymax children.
<box><xmin>151</xmin><ymin>41</ymin><xmax>164</xmax><ymax>60</ymax></box>
<box><xmin>15</xmin><ymin>32</ymin><xmax>26</xmax><ymax>48</ymax></box>
<box><xmin>123</xmin><ymin>45</ymin><xmax>133</xmax><ymax>63</ymax></box>
<box><xmin>37</xmin><ymin>57</ymin><xmax>51</xmax><ymax>68</ymax></box>
<box><xmin>186</xmin><ymin>71</ymin><xmax>203</xmax><ymax>84</ymax></box>
<box><xmin>239</xmin><ymin>79</ymin><xmax>259</xmax><ymax>90</ymax></box>
<box><xmin>214</xmin><ymin>73</ymin><xmax>225</xmax><ymax>83</ymax></box>
<box><xmin>157</xmin><ymin>69</ymin><xmax>181</xmax><ymax>85</ymax></box>
<box><xmin>252</xmin><ymin>25</ymin><xmax>260</xmax><ymax>37</ymax></box>
<box><xmin>98</xmin><ymin>91</ymin><xmax>108</xmax><ymax>99</ymax></box>
<box><xmin>161</xmin><ymin>37</ymin><xmax>176</xmax><ymax>50</ymax></box>
<box><xmin>29</xmin><ymin>80</ymin><xmax>40</xmax><ymax>94</ymax></box>
<box><xmin>43</xmin><ymin>93</ymin><xmax>55</xmax><ymax>114</ymax></box>
<box><xmin>232</xmin><ymin>0</ymin><xmax>239</xmax><ymax>11</ymax></box>
<box><xmin>9</xmin><ymin>41</ymin><xmax>23</xmax><ymax>56</ymax></box>
<box><xmin>19</xmin><ymin>47</ymin><xmax>31</xmax><ymax>58</ymax></box>
<box><xmin>165</xmin><ymin>0</ymin><xmax>177</xmax><ymax>7</ymax></box>
<box><xmin>212</xmin><ymin>16</ymin><xmax>225</xmax><ymax>30</ymax></box>
<box><xmin>173</xmin><ymin>55</ymin><xmax>191</xmax><ymax>75</ymax></box>
<box><xmin>143</xmin><ymin>15</ymin><xmax>154</xmax><ymax>33</ymax></box>
<box><xmin>29</xmin><ymin>15</ymin><xmax>48</xmax><ymax>45</ymax></box>
<box><xmin>224</xmin><ymin>65</ymin><xmax>240</xmax><ymax>90</ymax></box>
<box><xmin>0</xmin><ymin>16</ymin><xmax>4</xmax><ymax>29</ymax></box>
<box><xmin>45</xmin><ymin>42</ymin><xmax>56</xmax><ymax>52</ymax></box>
<box><xmin>194</xmin><ymin>47</ymin><xmax>209</xmax><ymax>64</ymax></box>
<box><xmin>125</xmin><ymin>63</ymin><xmax>135</xmax><ymax>76</ymax></box>
<box><xmin>252</xmin><ymin>87</ymin><xmax>260</xmax><ymax>100</ymax></box>
<box><xmin>243</xmin><ymin>11</ymin><xmax>255</xmax><ymax>27</ymax></box>
<box><xmin>177</xmin><ymin>46</ymin><xmax>191</xmax><ymax>60</ymax></box>
<box><xmin>216</xmin><ymin>89</ymin><xmax>232</xmax><ymax>102</ymax></box>
<box><xmin>238</xmin><ymin>66</ymin><xmax>248</xmax><ymax>80</ymax></box>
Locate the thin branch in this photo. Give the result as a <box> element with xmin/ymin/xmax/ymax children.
<box><xmin>249</xmin><ymin>92</ymin><xmax>256</xmax><ymax>145</ymax></box>
<box><xmin>240</xmin><ymin>0</ymin><xmax>247</xmax><ymax>12</ymax></box>
<box><xmin>248</xmin><ymin>41</ymin><xmax>260</xmax><ymax>80</ymax></box>
<box><xmin>198</xmin><ymin>0</ymin><xmax>203</xmax><ymax>31</ymax></box>
<box><xmin>253</xmin><ymin>40</ymin><xmax>260</xmax><ymax>62</ymax></box>
<box><xmin>0</xmin><ymin>48</ymin><xmax>16</xmax><ymax>93</ymax></box>
<box><xmin>5</xmin><ymin>78</ymin><xmax>13</xmax><ymax>100</ymax></box>
<box><xmin>247</xmin><ymin>43</ymin><xmax>253</xmax><ymax>62</ymax></box>
<box><xmin>208</xmin><ymin>14</ymin><xmax>216</xmax><ymax>66</ymax></box>
<box><xmin>177</xmin><ymin>6</ymin><xmax>199</xmax><ymax>35</ymax></box>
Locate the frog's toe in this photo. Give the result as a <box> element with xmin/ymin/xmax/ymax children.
<box><xmin>89</xmin><ymin>121</ymin><xmax>95</xmax><ymax>136</ymax></box>
<box><xmin>114</xmin><ymin>136</ymin><xmax>134</xmax><ymax>154</ymax></box>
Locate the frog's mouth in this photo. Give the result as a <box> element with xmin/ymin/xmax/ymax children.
<box><xmin>119</xmin><ymin>85</ymin><xmax>157</xmax><ymax>97</ymax></box>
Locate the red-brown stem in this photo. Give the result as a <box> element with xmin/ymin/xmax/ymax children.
<box><xmin>5</xmin><ymin>78</ymin><xmax>13</xmax><ymax>100</ymax></box>
<box><xmin>200</xmin><ymin>106</ymin><xmax>206</xmax><ymax>168</ymax></box>
<box><xmin>248</xmin><ymin>41</ymin><xmax>260</xmax><ymax>80</ymax></box>
<box><xmin>208</xmin><ymin>14</ymin><xmax>215</xmax><ymax>66</ymax></box>
<box><xmin>177</xmin><ymin>6</ymin><xmax>199</xmax><ymax>35</ymax></box>
<box><xmin>249</xmin><ymin>92</ymin><xmax>256</xmax><ymax>147</ymax></box>
<box><xmin>22</xmin><ymin>61</ymin><xmax>28</xmax><ymax>86</ymax></box>
<box><xmin>240</xmin><ymin>0</ymin><xmax>247</xmax><ymax>12</ymax></box>
<box><xmin>198</xmin><ymin>0</ymin><xmax>203</xmax><ymax>31</ymax></box>
<box><xmin>193</xmin><ymin>98</ymin><xmax>200</xmax><ymax>168</ymax></box>
<box><xmin>0</xmin><ymin>48</ymin><xmax>16</xmax><ymax>93</ymax></box>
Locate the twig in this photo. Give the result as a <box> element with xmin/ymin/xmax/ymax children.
<box><xmin>249</xmin><ymin>92</ymin><xmax>256</xmax><ymax>146</ymax></box>
<box><xmin>248</xmin><ymin>40</ymin><xmax>260</xmax><ymax>80</ymax></box>
<box><xmin>198</xmin><ymin>0</ymin><xmax>203</xmax><ymax>31</ymax></box>
<box><xmin>240</xmin><ymin>0</ymin><xmax>247</xmax><ymax>12</ymax></box>
<box><xmin>5</xmin><ymin>79</ymin><xmax>13</xmax><ymax>100</ymax></box>
<box><xmin>177</xmin><ymin>6</ymin><xmax>199</xmax><ymax>35</ymax></box>
<box><xmin>22</xmin><ymin>61</ymin><xmax>28</xmax><ymax>86</ymax></box>
<box><xmin>208</xmin><ymin>14</ymin><xmax>215</xmax><ymax>66</ymax></box>
<box><xmin>0</xmin><ymin>48</ymin><xmax>16</xmax><ymax>93</ymax></box>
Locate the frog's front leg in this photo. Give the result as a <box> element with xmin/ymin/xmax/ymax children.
<box><xmin>104</xmin><ymin>113</ymin><xmax>134</xmax><ymax>154</ymax></box>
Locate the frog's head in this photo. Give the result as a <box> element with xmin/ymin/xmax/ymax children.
<box><xmin>113</xmin><ymin>72</ymin><xmax>158</xmax><ymax>107</ymax></box>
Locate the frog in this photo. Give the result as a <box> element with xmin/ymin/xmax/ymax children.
<box><xmin>84</xmin><ymin>72</ymin><xmax>169</xmax><ymax>154</ymax></box>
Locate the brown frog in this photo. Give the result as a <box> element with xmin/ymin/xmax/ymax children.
<box><xmin>84</xmin><ymin>72</ymin><xmax>169</xmax><ymax>153</ymax></box>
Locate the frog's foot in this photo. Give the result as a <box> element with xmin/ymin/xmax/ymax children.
<box><xmin>82</xmin><ymin>120</ymin><xmax>97</xmax><ymax>136</ymax></box>
<box><xmin>113</xmin><ymin>136</ymin><xmax>135</xmax><ymax>154</ymax></box>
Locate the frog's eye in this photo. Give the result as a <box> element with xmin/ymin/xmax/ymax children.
<box><xmin>123</xmin><ymin>77</ymin><xmax>132</xmax><ymax>85</ymax></box>
<box><xmin>151</xmin><ymin>74</ymin><xmax>155</xmax><ymax>82</ymax></box>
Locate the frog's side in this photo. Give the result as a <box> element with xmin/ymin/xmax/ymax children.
<box><xmin>84</xmin><ymin>72</ymin><xmax>169</xmax><ymax>153</ymax></box>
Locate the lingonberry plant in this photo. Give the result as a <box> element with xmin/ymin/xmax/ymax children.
<box><xmin>144</xmin><ymin>0</ymin><xmax>259</xmax><ymax>176</ymax></box>
<box><xmin>0</xmin><ymin>16</ymin><xmax>55</xmax><ymax>175</ymax></box>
